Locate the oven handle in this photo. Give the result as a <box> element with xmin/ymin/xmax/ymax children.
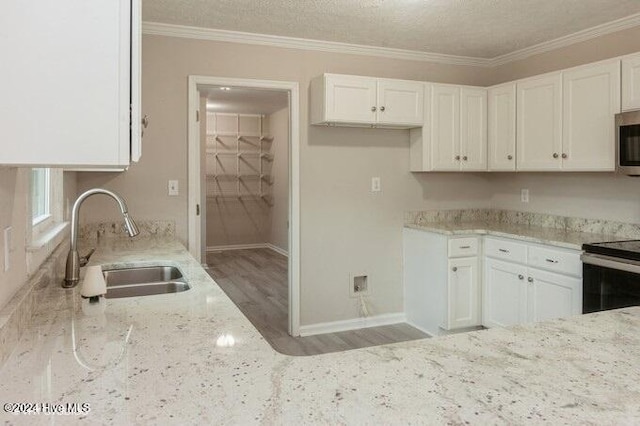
<box><xmin>581</xmin><ymin>253</ymin><xmax>640</xmax><ymax>274</ymax></box>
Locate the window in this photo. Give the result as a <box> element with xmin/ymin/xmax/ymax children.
<box><xmin>31</xmin><ymin>168</ymin><xmax>51</xmax><ymax>225</ymax></box>
<box><xmin>27</xmin><ymin>168</ymin><xmax>66</xmax><ymax>275</ymax></box>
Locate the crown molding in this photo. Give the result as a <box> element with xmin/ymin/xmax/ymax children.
<box><xmin>490</xmin><ymin>12</ymin><xmax>640</xmax><ymax>66</ymax></box>
<box><xmin>142</xmin><ymin>12</ymin><xmax>640</xmax><ymax>69</ymax></box>
<box><xmin>141</xmin><ymin>22</ymin><xmax>492</xmax><ymax>67</ymax></box>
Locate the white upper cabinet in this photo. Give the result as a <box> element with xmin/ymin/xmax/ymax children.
<box><xmin>321</xmin><ymin>75</ymin><xmax>377</xmax><ymax>124</ymax></box>
<box><xmin>488</xmin><ymin>83</ymin><xmax>516</xmax><ymax>171</ymax></box>
<box><xmin>516</xmin><ymin>72</ymin><xmax>563</xmax><ymax>171</ymax></box>
<box><xmin>431</xmin><ymin>85</ymin><xmax>461</xmax><ymax>171</ymax></box>
<box><xmin>622</xmin><ymin>53</ymin><xmax>640</xmax><ymax>112</ymax></box>
<box><xmin>310</xmin><ymin>74</ymin><xmax>423</xmax><ymax>128</ymax></box>
<box><xmin>377</xmin><ymin>79</ymin><xmax>424</xmax><ymax>126</ymax></box>
<box><xmin>460</xmin><ymin>87</ymin><xmax>488</xmax><ymax>171</ymax></box>
<box><xmin>562</xmin><ymin>60</ymin><xmax>620</xmax><ymax>171</ymax></box>
<box><xmin>411</xmin><ymin>83</ymin><xmax>486</xmax><ymax>172</ymax></box>
<box><xmin>0</xmin><ymin>0</ymin><xmax>141</xmax><ymax>168</ymax></box>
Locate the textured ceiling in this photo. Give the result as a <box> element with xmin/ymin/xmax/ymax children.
<box><xmin>201</xmin><ymin>86</ymin><xmax>289</xmax><ymax>114</ymax></box>
<box><xmin>142</xmin><ymin>0</ymin><xmax>640</xmax><ymax>58</ymax></box>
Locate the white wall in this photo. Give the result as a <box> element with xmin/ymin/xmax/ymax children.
<box><xmin>0</xmin><ymin>169</ymin><xmax>76</xmax><ymax>310</ymax></box>
<box><xmin>268</xmin><ymin>107</ymin><xmax>289</xmax><ymax>253</ymax></box>
<box><xmin>0</xmin><ymin>168</ymin><xmax>29</xmax><ymax>309</ymax></box>
<box><xmin>489</xmin><ymin>173</ymin><xmax>640</xmax><ymax>223</ymax></box>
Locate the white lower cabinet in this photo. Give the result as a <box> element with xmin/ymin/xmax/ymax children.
<box><xmin>482</xmin><ymin>237</ymin><xmax>582</xmax><ymax>328</ymax></box>
<box><xmin>404</xmin><ymin>230</ymin><xmax>584</xmax><ymax>335</ymax></box>
<box><xmin>528</xmin><ymin>268</ymin><xmax>582</xmax><ymax>322</ymax></box>
<box><xmin>446</xmin><ymin>257</ymin><xmax>481</xmax><ymax>329</ymax></box>
<box><xmin>403</xmin><ymin>229</ymin><xmax>481</xmax><ymax>336</ymax></box>
<box><xmin>483</xmin><ymin>259</ymin><xmax>527</xmax><ymax>328</ymax></box>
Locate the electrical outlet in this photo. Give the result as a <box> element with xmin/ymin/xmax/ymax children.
<box><xmin>371</xmin><ymin>177</ymin><xmax>381</xmax><ymax>192</ymax></box>
<box><xmin>521</xmin><ymin>189</ymin><xmax>529</xmax><ymax>203</ymax></box>
<box><xmin>4</xmin><ymin>227</ymin><xmax>12</xmax><ymax>272</ymax></box>
<box><xmin>168</xmin><ymin>180</ymin><xmax>179</xmax><ymax>196</ymax></box>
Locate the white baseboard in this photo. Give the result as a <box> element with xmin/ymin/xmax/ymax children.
<box><xmin>299</xmin><ymin>312</ymin><xmax>407</xmax><ymax>337</ymax></box>
<box><xmin>404</xmin><ymin>320</ymin><xmax>436</xmax><ymax>338</ymax></box>
<box><xmin>206</xmin><ymin>243</ymin><xmax>289</xmax><ymax>257</ymax></box>
<box><xmin>266</xmin><ymin>243</ymin><xmax>288</xmax><ymax>257</ymax></box>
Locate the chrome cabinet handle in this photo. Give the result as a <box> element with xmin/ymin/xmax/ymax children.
<box><xmin>459</xmin><ymin>245</ymin><xmax>471</xmax><ymax>249</ymax></box>
<box><xmin>452</xmin><ymin>267</ymin><xmax>458</xmax><ymax>272</ymax></box>
<box><xmin>518</xmin><ymin>274</ymin><xmax>524</xmax><ymax>280</ymax></box>
<box><xmin>498</xmin><ymin>248</ymin><xmax>509</xmax><ymax>253</ymax></box>
<box><xmin>507</xmin><ymin>155</ymin><xmax>513</xmax><ymax>160</ymax></box>
<box><xmin>528</xmin><ymin>277</ymin><xmax>534</xmax><ymax>283</ymax></box>
<box><xmin>553</xmin><ymin>153</ymin><xmax>559</xmax><ymax>159</ymax></box>
<box><xmin>561</xmin><ymin>153</ymin><xmax>567</xmax><ymax>159</ymax></box>
<box><xmin>371</xmin><ymin>106</ymin><xmax>377</xmax><ymax>112</ymax></box>
<box><xmin>455</xmin><ymin>155</ymin><xmax>461</xmax><ymax>161</ymax></box>
<box><xmin>545</xmin><ymin>258</ymin><xmax>559</xmax><ymax>264</ymax></box>
<box><xmin>462</xmin><ymin>156</ymin><xmax>468</xmax><ymax>161</ymax></box>
<box><xmin>380</xmin><ymin>106</ymin><xmax>385</xmax><ymax>112</ymax></box>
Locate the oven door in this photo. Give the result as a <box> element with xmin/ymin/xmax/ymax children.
<box><xmin>616</xmin><ymin>110</ymin><xmax>640</xmax><ymax>175</ymax></box>
<box><xmin>581</xmin><ymin>253</ymin><xmax>640</xmax><ymax>313</ymax></box>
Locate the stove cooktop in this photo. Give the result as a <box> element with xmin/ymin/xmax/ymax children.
<box><xmin>582</xmin><ymin>240</ymin><xmax>640</xmax><ymax>262</ymax></box>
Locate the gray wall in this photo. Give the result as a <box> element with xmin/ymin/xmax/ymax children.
<box><xmin>76</xmin><ymin>34</ymin><xmax>494</xmax><ymax>326</ymax></box>
<box><xmin>74</xmin><ymin>24</ymin><xmax>640</xmax><ymax>325</ymax></box>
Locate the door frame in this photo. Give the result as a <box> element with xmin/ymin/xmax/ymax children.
<box><xmin>187</xmin><ymin>75</ymin><xmax>301</xmax><ymax>336</ymax></box>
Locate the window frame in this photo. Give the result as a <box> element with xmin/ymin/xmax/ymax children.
<box><xmin>31</xmin><ymin>168</ymin><xmax>53</xmax><ymax>234</ymax></box>
<box><xmin>27</xmin><ymin>168</ymin><xmax>67</xmax><ymax>275</ymax></box>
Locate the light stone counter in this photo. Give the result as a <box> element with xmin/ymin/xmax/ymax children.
<box><xmin>1</xmin><ymin>237</ymin><xmax>640</xmax><ymax>425</ymax></box>
<box><xmin>405</xmin><ymin>221</ymin><xmax>623</xmax><ymax>250</ymax></box>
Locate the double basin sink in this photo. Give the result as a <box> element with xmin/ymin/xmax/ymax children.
<box><xmin>102</xmin><ymin>265</ymin><xmax>190</xmax><ymax>299</ymax></box>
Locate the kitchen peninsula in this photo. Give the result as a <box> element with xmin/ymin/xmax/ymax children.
<box><xmin>0</xmin><ymin>236</ymin><xmax>639</xmax><ymax>425</ymax></box>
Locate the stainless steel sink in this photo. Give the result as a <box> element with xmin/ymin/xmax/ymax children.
<box><xmin>102</xmin><ymin>265</ymin><xmax>190</xmax><ymax>299</ymax></box>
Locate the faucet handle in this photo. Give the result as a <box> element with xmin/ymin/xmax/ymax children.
<box><xmin>79</xmin><ymin>248</ymin><xmax>96</xmax><ymax>267</ymax></box>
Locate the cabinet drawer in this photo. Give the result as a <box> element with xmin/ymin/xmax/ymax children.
<box><xmin>485</xmin><ymin>237</ymin><xmax>527</xmax><ymax>264</ymax></box>
<box><xmin>528</xmin><ymin>246</ymin><xmax>582</xmax><ymax>277</ymax></box>
<box><xmin>448</xmin><ymin>237</ymin><xmax>479</xmax><ymax>258</ymax></box>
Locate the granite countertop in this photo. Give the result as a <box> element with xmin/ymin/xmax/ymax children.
<box><xmin>405</xmin><ymin>221</ymin><xmax>625</xmax><ymax>250</ymax></box>
<box><xmin>1</xmin><ymin>237</ymin><xmax>640</xmax><ymax>425</ymax></box>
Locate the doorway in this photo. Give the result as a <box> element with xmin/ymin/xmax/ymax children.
<box><xmin>187</xmin><ymin>76</ymin><xmax>300</xmax><ymax>336</ymax></box>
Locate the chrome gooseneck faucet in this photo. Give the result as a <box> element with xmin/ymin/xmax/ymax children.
<box><xmin>63</xmin><ymin>188</ymin><xmax>139</xmax><ymax>288</ymax></box>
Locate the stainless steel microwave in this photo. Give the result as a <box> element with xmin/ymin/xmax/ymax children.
<box><xmin>616</xmin><ymin>110</ymin><xmax>640</xmax><ymax>175</ymax></box>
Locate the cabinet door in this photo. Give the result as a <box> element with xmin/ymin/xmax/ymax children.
<box><xmin>562</xmin><ymin>60</ymin><xmax>620</xmax><ymax>171</ymax></box>
<box><xmin>483</xmin><ymin>259</ymin><xmax>527</xmax><ymax>328</ymax></box>
<box><xmin>0</xmin><ymin>0</ymin><xmax>134</xmax><ymax>167</ymax></box>
<box><xmin>377</xmin><ymin>79</ymin><xmax>424</xmax><ymax>126</ymax></box>
<box><xmin>431</xmin><ymin>85</ymin><xmax>461</xmax><ymax>171</ymax></box>
<box><xmin>409</xmin><ymin>84</ymin><xmax>432</xmax><ymax>171</ymax></box>
<box><xmin>622</xmin><ymin>54</ymin><xmax>640</xmax><ymax>112</ymax></box>
<box><xmin>445</xmin><ymin>257</ymin><xmax>480</xmax><ymax>330</ymax></box>
<box><xmin>516</xmin><ymin>73</ymin><xmax>563</xmax><ymax>171</ymax></box>
<box><xmin>488</xmin><ymin>83</ymin><xmax>517</xmax><ymax>171</ymax></box>
<box><xmin>324</xmin><ymin>75</ymin><xmax>377</xmax><ymax>124</ymax></box>
<box><xmin>460</xmin><ymin>87</ymin><xmax>487</xmax><ymax>171</ymax></box>
<box><xmin>527</xmin><ymin>268</ymin><xmax>582</xmax><ymax>323</ymax></box>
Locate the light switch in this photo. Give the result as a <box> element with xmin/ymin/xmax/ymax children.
<box><xmin>371</xmin><ymin>177</ymin><xmax>381</xmax><ymax>193</ymax></box>
<box><xmin>521</xmin><ymin>189</ymin><xmax>529</xmax><ymax>203</ymax></box>
<box><xmin>4</xmin><ymin>227</ymin><xmax>12</xmax><ymax>272</ymax></box>
<box><xmin>168</xmin><ymin>180</ymin><xmax>179</xmax><ymax>196</ymax></box>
